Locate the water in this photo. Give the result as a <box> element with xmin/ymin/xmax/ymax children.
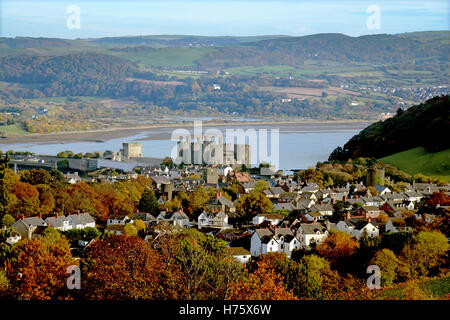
<box><xmin>1</xmin><ymin>122</ymin><xmax>367</xmax><ymax>170</ymax></box>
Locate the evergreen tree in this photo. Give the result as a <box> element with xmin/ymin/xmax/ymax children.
<box><xmin>138</xmin><ymin>188</ymin><xmax>160</xmax><ymax>215</ymax></box>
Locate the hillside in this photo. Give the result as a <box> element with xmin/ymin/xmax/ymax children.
<box><xmin>329</xmin><ymin>95</ymin><xmax>450</xmax><ymax>160</ymax></box>
<box><xmin>0</xmin><ymin>31</ymin><xmax>448</xmax><ymax>125</ymax></box>
<box><xmin>380</xmin><ymin>147</ymin><xmax>450</xmax><ymax>182</ymax></box>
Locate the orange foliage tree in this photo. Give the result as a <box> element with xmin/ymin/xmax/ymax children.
<box><xmin>226</xmin><ymin>259</ymin><xmax>298</xmax><ymax>300</ymax></box>
<box><xmin>316</xmin><ymin>230</ymin><xmax>360</xmax><ymax>265</ymax></box>
<box><xmin>82</xmin><ymin>235</ymin><xmax>165</xmax><ymax>300</ymax></box>
<box><xmin>6</xmin><ymin>235</ymin><xmax>76</xmax><ymax>300</ymax></box>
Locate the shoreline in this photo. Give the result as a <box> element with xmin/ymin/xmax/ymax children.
<box><xmin>0</xmin><ymin>119</ymin><xmax>370</xmax><ymax>145</ymax></box>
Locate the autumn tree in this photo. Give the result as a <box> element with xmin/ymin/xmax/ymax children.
<box><xmin>234</xmin><ymin>192</ymin><xmax>273</xmax><ymax>223</ymax></box>
<box><xmin>371</xmin><ymin>249</ymin><xmax>401</xmax><ymax>287</ymax></box>
<box><xmin>82</xmin><ymin>235</ymin><xmax>165</xmax><ymax>299</ymax></box>
<box><xmin>6</xmin><ymin>233</ymin><xmax>76</xmax><ymax>300</ymax></box>
<box><xmin>7</xmin><ymin>181</ymin><xmax>40</xmax><ymax>219</ymax></box>
<box><xmin>0</xmin><ymin>151</ymin><xmax>11</xmax><ymax>216</ymax></box>
<box><xmin>316</xmin><ymin>230</ymin><xmax>360</xmax><ymax>266</ymax></box>
<box><xmin>401</xmin><ymin>231</ymin><xmax>449</xmax><ymax>278</ymax></box>
<box><xmin>226</xmin><ymin>259</ymin><xmax>297</xmax><ymax>300</ymax></box>
<box><xmin>254</xmin><ymin>179</ymin><xmax>269</xmax><ymax>192</ymax></box>
<box><xmin>159</xmin><ymin>229</ymin><xmax>245</xmax><ymax>300</ymax></box>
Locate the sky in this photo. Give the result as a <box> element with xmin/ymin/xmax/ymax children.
<box><xmin>0</xmin><ymin>0</ymin><xmax>449</xmax><ymax>39</ymax></box>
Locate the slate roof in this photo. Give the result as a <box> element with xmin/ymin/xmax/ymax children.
<box><xmin>300</xmin><ymin>223</ymin><xmax>327</xmax><ymax>235</ymax></box>
<box><xmin>68</xmin><ymin>213</ymin><xmax>95</xmax><ymax>225</ymax></box>
<box><xmin>22</xmin><ymin>216</ymin><xmax>47</xmax><ymax>228</ymax></box>
<box><xmin>45</xmin><ymin>216</ymin><xmax>69</xmax><ymax>228</ymax></box>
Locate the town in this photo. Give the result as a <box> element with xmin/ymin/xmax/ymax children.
<box><xmin>0</xmin><ymin>141</ymin><xmax>448</xmax><ymax>300</ymax></box>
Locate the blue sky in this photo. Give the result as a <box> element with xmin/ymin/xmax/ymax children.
<box><xmin>1</xmin><ymin>0</ymin><xmax>449</xmax><ymax>38</ymax></box>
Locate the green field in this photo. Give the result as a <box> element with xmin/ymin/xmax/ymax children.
<box><xmin>0</xmin><ymin>123</ymin><xmax>30</xmax><ymax>135</ymax></box>
<box><xmin>380</xmin><ymin>147</ymin><xmax>450</xmax><ymax>182</ymax></box>
<box><xmin>379</xmin><ymin>276</ymin><xmax>450</xmax><ymax>299</ymax></box>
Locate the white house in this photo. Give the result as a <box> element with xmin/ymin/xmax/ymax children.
<box><xmin>297</xmin><ymin>223</ymin><xmax>329</xmax><ymax>247</ymax></box>
<box><xmin>252</xmin><ymin>213</ymin><xmax>283</xmax><ymax>226</ymax></box>
<box><xmin>172</xmin><ymin>210</ymin><xmax>191</xmax><ymax>228</ymax></box>
<box><xmin>107</xmin><ymin>214</ymin><xmax>133</xmax><ymax>225</ymax></box>
<box><xmin>250</xmin><ymin>228</ymin><xmax>300</xmax><ymax>257</ymax></box>
<box><xmin>105</xmin><ymin>224</ymin><xmax>125</xmax><ymax>235</ymax></box>
<box><xmin>12</xmin><ymin>216</ymin><xmax>48</xmax><ymax>240</ymax></box>
<box><xmin>45</xmin><ymin>215</ymin><xmax>73</xmax><ymax>231</ymax></box>
<box><xmin>405</xmin><ymin>191</ymin><xmax>423</xmax><ymax>203</ymax></box>
<box><xmin>197</xmin><ymin>211</ymin><xmax>231</xmax><ymax>229</ymax></box>
<box><xmin>67</xmin><ymin>212</ymin><xmax>96</xmax><ymax>230</ymax></box>
<box><xmin>336</xmin><ymin>218</ymin><xmax>379</xmax><ymax>239</ymax></box>
<box><xmin>375</xmin><ymin>185</ymin><xmax>391</xmax><ymax>196</ymax></box>
<box><xmin>226</xmin><ymin>247</ymin><xmax>251</xmax><ymax>264</ymax></box>
<box><xmin>304</xmin><ymin>211</ymin><xmax>325</xmax><ymax>222</ymax></box>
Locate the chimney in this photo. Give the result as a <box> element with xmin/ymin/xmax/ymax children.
<box><xmin>39</xmin><ymin>213</ymin><xmax>42</xmax><ymax>219</ymax></box>
<box><xmin>346</xmin><ymin>212</ymin><xmax>351</xmax><ymax>220</ymax></box>
<box><xmin>20</xmin><ymin>215</ymin><xmax>24</xmax><ymax>221</ymax></box>
<box><xmin>355</xmin><ymin>195</ymin><xmax>359</xmax><ymax>199</ymax></box>
<box><xmin>343</xmin><ymin>196</ymin><xmax>347</xmax><ymax>202</ymax></box>
<box><xmin>368</xmin><ymin>217</ymin><xmax>371</xmax><ymax>223</ymax></box>
<box><xmin>331</xmin><ymin>198</ymin><xmax>335</xmax><ymax>205</ymax></box>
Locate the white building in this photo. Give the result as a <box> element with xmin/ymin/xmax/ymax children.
<box><xmin>336</xmin><ymin>218</ymin><xmax>379</xmax><ymax>239</ymax></box>
<box><xmin>297</xmin><ymin>223</ymin><xmax>329</xmax><ymax>247</ymax></box>
<box><xmin>250</xmin><ymin>228</ymin><xmax>300</xmax><ymax>257</ymax></box>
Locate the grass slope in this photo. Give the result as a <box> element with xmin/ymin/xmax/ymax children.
<box><xmin>380</xmin><ymin>147</ymin><xmax>450</xmax><ymax>182</ymax></box>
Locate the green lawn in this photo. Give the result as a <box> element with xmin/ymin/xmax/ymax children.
<box><xmin>380</xmin><ymin>147</ymin><xmax>450</xmax><ymax>182</ymax></box>
<box><xmin>0</xmin><ymin>123</ymin><xmax>30</xmax><ymax>135</ymax></box>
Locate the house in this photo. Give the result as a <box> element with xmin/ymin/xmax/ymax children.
<box><xmin>172</xmin><ymin>210</ymin><xmax>191</xmax><ymax>228</ymax></box>
<box><xmin>105</xmin><ymin>224</ymin><xmax>125</xmax><ymax>235</ymax></box>
<box><xmin>226</xmin><ymin>247</ymin><xmax>251</xmax><ymax>264</ymax></box>
<box><xmin>385</xmin><ymin>218</ymin><xmax>413</xmax><ymax>233</ymax></box>
<box><xmin>405</xmin><ymin>191</ymin><xmax>423</xmax><ymax>203</ymax></box>
<box><xmin>45</xmin><ymin>215</ymin><xmax>73</xmax><ymax>231</ymax></box>
<box><xmin>132</xmin><ymin>212</ymin><xmax>157</xmax><ymax>225</ymax></box>
<box><xmin>300</xmin><ymin>192</ymin><xmax>317</xmax><ymax>201</ymax></box>
<box><xmin>353</xmin><ymin>206</ymin><xmax>383</xmax><ymax>219</ymax></box>
<box><xmin>297</xmin><ymin>223</ymin><xmax>329</xmax><ymax>247</ymax></box>
<box><xmin>107</xmin><ymin>214</ymin><xmax>133</xmax><ymax>225</ymax></box>
<box><xmin>304</xmin><ymin>211</ymin><xmax>324</xmax><ymax>222</ymax></box>
<box><xmin>252</xmin><ymin>213</ymin><xmax>283</xmax><ymax>226</ymax></box>
<box><xmin>310</xmin><ymin>203</ymin><xmax>333</xmax><ymax>216</ymax></box>
<box><xmin>295</xmin><ymin>199</ymin><xmax>315</xmax><ymax>211</ymax></box>
<box><xmin>269</xmin><ymin>187</ymin><xmax>285</xmax><ymax>199</ymax></box>
<box><xmin>65</xmin><ymin>172</ymin><xmax>82</xmax><ymax>184</ymax></box>
<box><xmin>243</xmin><ymin>181</ymin><xmax>256</xmax><ymax>193</ymax></box>
<box><xmin>273</xmin><ymin>202</ymin><xmax>295</xmax><ymax>212</ymax></box>
<box><xmin>375</xmin><ymin>185</ymin><xmax>391</xmax><ymax>196</ymax></box>
<box><xmin>6</xmin><ymin>232</ymin><xmax>22</xmax><ymax>245</ymax></box>
<box><xmin>360</xmin><ymin>196</ymin><xmax>384</xmax><ymax>207</ymax></box>
<box><xmin>217</xmin><ymin>196</ymin><xmax>236</xmax><ymax>214</ymax></box>
<box><xmin>197</xmin><ymin>210</ymin><xmax>231</xmax><ymax>229</ymax></box>
<box><xmin>336</xmin><ymin>217</ymin><xmax>379</xmax><ymax>239</ymax></box>
<box><xmin>250</xmin><ymin>228</ymin><xmax>300</xmax><ymax>257</ymax></box>
<box><xmin>12</xmin><ymin>216</ymin><xmax>48</xmax><ymax>240</ymax></box>
<box><xmin>67</xmin><ymin>212</ymin><xmax>96</xmax><ymax>229</ymax></box>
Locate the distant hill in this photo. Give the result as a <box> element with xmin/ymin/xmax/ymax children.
<box><xmin>195</xmin><ymin>32</ymin><xmax>450</xmax><ymax>68</ymax></box>
<box><xmin>329</xmin><ymin>95</ymin><xmax>450</xmax><ymax>160</ymax></box>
